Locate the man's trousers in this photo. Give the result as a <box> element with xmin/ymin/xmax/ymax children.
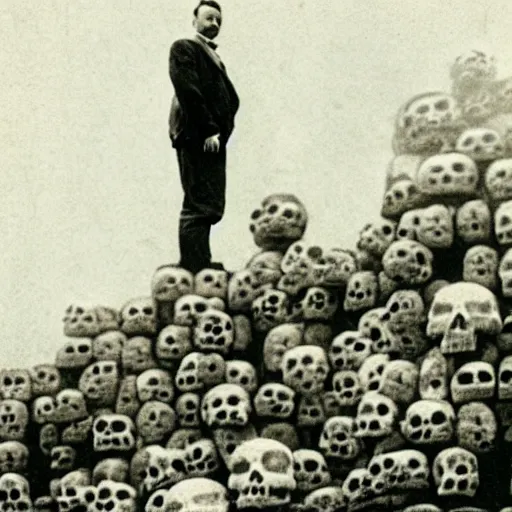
<box><xmin>176</xmin><ymin>142</ymin><xmax>226</xmax><ymax>273</ymax></box>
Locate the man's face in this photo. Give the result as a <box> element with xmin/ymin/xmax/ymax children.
<box><xmin>193</xmin><ymin>5</ymin><xmax>222</xmax><ymax>40</ymax></box>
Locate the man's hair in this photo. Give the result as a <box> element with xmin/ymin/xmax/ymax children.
<box><xmin>193</xmin><ymin>1</ymin><xmax>221</xmax><ymax>17</ymax></box>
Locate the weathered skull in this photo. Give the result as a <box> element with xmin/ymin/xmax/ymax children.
<box><xmin>227</xmin><ymin>438</ymin><xmax>296</xmax><ymax>509</ymax></box>
<box><xmin>55</xmin><ymin>338</ymin><xmax>93</xmax><ymax>369</ymax></box>
<box><xmin>377</xmin><ymin>360</ymin><xmax>419</xmax><ymax>404</ymax></box>
<box><xmin>225</xmin><ymin>361</ymin><xmax>258</xmax><ymax>394</ymax></box>
<box><xmin>175</xmin><ymin>393</ymin><xmax>201</xmax><ymax>427</ymax></box>
<box><xmin>212</xmin><ymin>424</ymin><xmax>258</xmax><ymax>467</ymax></box>
<box><xmin>121</xmin><ymin>336</ymin><xmax>157</xmax><ymax>374</ymax></box>
<box><xmin>0</xmin><ymin>441</ymin><xmax>29</xmax><ymax>475</ymax></box>
<box><xmin>193</xmin><ymin>310</ymin><xmax>234</xmax><ymax>354</ymax></box>
<box><xmin>0</xmin><ymin>473</ymin><xmax>33</xmax><ymax>512</ymax></box>
<box><xmin>166</xmin><ymin>428</ymin><xmax>203</xmax><ymax>450</ymax></box>
<box><xmin>451</xmin><ymin>49</ymin><xmax>496</xmax><ymax>92</ymax></box>
<box><xmin>197</xmin><ymin>353</ymin><xmax>226</xmax><ymax>388</ymax></box>
<box><xmin>52</xmin><ymin>389</ymin><xmax>88</xmax><ymax>424</ymax></box>
<box><xmin>500</xmin><ymin>355</ymin><xmax>512</xmax><ymax>400</ymax></box>
<box><xmin>50</xmin><ymin>445</ymin><xmax>76</xmax><ymax>471</ymax></box>
<box><xmin>29</xmin><ymin>364</ymin><xmax>61</xmax><ymax>397</ymax></box>
<box><xmin>39</xmin><ymin>423</ymin><xmax>59</xmax><ymax>456</ymax></box>
<box><xmin>228</xmin><ymin>270</ymin><xmax>269</xmax><ymax>312</ymax></box>
<box><xmin>136</xmin><ymin>369</ymin><xmax>174</xmax><ymax>404</ymax></box>
<box><xmin>155</xmin><ymin>324</ymin><xmax>192</xmax><ymax>364</ymax></box>
<box><xmin>341</xmin><ymin>467</ymin><xmax>376</xmax><ymax>506</ymax></box>
<box><xmin>151</xmin><ymin>265</ymin><xmax>194</xmax><ymax>302</ymax></box>
<box><xmin>433</xmin><ymin>447</ymin><xmax>479</xmax><ymax>497</ymax></box>
<box><xmin>93</xmin><ymin>413</ymin><xmax>136</xmax><ymax>452</ymax></box>
<box><xmin>292</xmin><ymin>449</ymin><xmax>331</xmax><ymax>492</ymax></box>
<box><xmin>384</xmin><ymin>289</ymin><xmax>425</xmax><ymax>331</ymax></box>
<box><xmin>93</xmin><ymin>480</ymin><xmax>137</xmax><ymax>512</ymax></box>
<box><xmin>303</xmin><ymin>486</ymin><xmax>345</xmax><ymax>512</ymax></box>
<box><xmin>296</xmin><ymin>395</ymin><xmax>325</xmax><ymax>427</ymax></box>
<box><xmin>92</xmin><ymin>330</ymin><xmax>126</xmax><ymax>362</ymax></box>
<box><xmin>249</xmin><ymin>193</ymin><xmax>308</xmax><ymax>251</ymax></box>
<box><xmin>355</xmin><ymin>392</ymin><xmax>398</xmax><ymax>438</ymax></box>
<box><xmin>54</xmin><ymin>469</ymin><xmax>95</xmax><ymax>512</ymax></box>
<box><xmin>260</xmin><ymin>423</ymin><xmax>299</xmax><ymax>452</ymax></box>
<box><xmin>456</xmin><ymin>127</ymin><xmax>505</xmax><ymax>161</ymax></box>
<box><xmin>456</xmin><ymin>199</ymin><xmax>492</xmax><ymax>244</ymax></box>
<box><xmin>78</xmin><ymin>361</ymin><xmax>119</xmax><ymax>407</ymax></box>
<box><xmin>358</xmin><ymin>308</ymin><xmax>402</xmax><ymax>354</ymax></box>
<box><xmin>136</xmin><ymin>401</ymin><xmax>176</xmax><ymax>444</ymax></box>
<box><xmin>0</xmin><ymin>370</ymin><xmax>31</xmax><ymax>403</ymax></box>
<box><xmin>201</xmin><ymin>383</ymin><xmax>251</xmax><ymax>427</ymax></box>
<box><xmin>245</xmin><ymin>251</ymin><xmax>284</xmax><ymax>286</ymax></box>
<box><xmin>329</xmin><ymin>331</ymin><xmax>371</xmax><ymax>371</ymax></box>
<box><xmin>417</xmin><ymin>152</ymin><xmax>478</xmax><ymax>198</ymax></box>
<box><xmin>496</xmin><ymin>200</ymin><xmax>512</xmax><ymax>246</ymax></box>
<box><xmin>93</xmin><ymin>457</ymin><xmax>130</xmax><ymax>484</ymax></box>
<box><xmin>115</xmin><ymin>376</ymin><xmax>140</xmax><ymax>418</ymax></box>
<box><xmin>486</xmin><ymin>158</ymin><xmax>512</xmax><ymax>202</ymax></box>
<box><xmin>343</xmin><ymin>271</ymin><xmax>379</xmax><ymax>311</ymax></box>
<box><xmin>174</xmin><ymin>294</ymin><xmax>224</xmax><ymax>326</ymax></box>
<box><xmin>63</xmin><ymin>304</ymin><xmax>119</xmax><ymax>337</ymax></box>
<box><xmin>381</xmin><ymin>180</ymin><xmax>423</xmax><ymax>219</ymax></box>
<box><xmin>456</xmin><ymin>401</ymin><xmax>496</xmax><ymax>453</ymax></box>
<box><xmin>322</xmin><ymin>247</ymin><xmax>358</xmax><ymax>286</ymax></box>
<box><xmin>419</xmin><ymin>347</ymin><xmax>448</xmax><ymax>400</ymax></box>
<box><xmin>194</xmin><ymin>268</ymin><xmax>229</xmax><ymax>300</ymax></box>
<box><xmin>331</xmin><ymin>370</ymin><xmax>363</xmax><ymax>406</ymax></box>
<box><xmin>450</xmin><ymin>362</ymin><xmax>495</xmax><ymax>403</ymax></box>
<box><xmin>358</xmin><ymin>354</ymin><xmax>390</xmax><ymax>392</ymax></box>
<box><xmin>300</xmin><ymin>286</ymin><xmax>338</xmax><ymax>321</ymax></box>
<box><xmin>32</xmin><ymin>396</ymin><xmax>56</xmax><ymax>424</ymax></box>
<box><xmin>163</xmin><ymin>477</ymin><xmax>230</xmax><ymax>512</ymax></box>
<box><xmin>357</xmin><ymin>219</ymin><xmax>397</xmax><ymax>257</ymax></box>
<box><xmin>401</xmin><ymin>399</ymin><xmax>455</xmax><ymax>444</ymax></box>
<box><xmin>417</xmin><ymin>204</ymin><xmax>454</xmax><ymax>248</ymax></box>
<box><xmin>252</xmin><ymin>289</ymin><xmax>290</xmax><ymax>332</ymax></box>
<box><xmin>254</xmin><ymin>383</ymin><xmax>295</xmax><ymax>419</ymax></box>
<box><xmin>184</xmin><ymin>439</ymin><xmax>220</xmax><ymax>477</ymax></box>
<box><xmin>281</xmin><ymin>345</ymin><xmax>329</xmax><ymax>396</ymax></box>
<box><xmin>426</xmin><ymin>282</ymin><xmax>502</xmax><ymax>353</ymax></box>
<box><xmin>120</xmin><ymin>297</ymin><xmax>157</xmax><ymax>336</ymax></box>
<box><xmin>500</xmin><ymin>249</ymin><xmax>512</xmax><ymax>297</ymax></box>
<box><xmin>382</xmin><ymin>240</ymin><xmax>433</xmax><ymax>285</ymax></box>
<box><xmin>459</xmin><ymin>88</ymin><xmax>497</xmax><ymax>123</ymax></box>
<box><xmin>463</xmin><ymin>245</ymin><xmax>498</xmax><ymax>290</ymax></box>
<box><xmin>175</xmin><ymin>353</ymin><xmax>203</xmax><ymax>392</ymax></box>
<box><xmin>263</xmin><ymin>323</ymin><xmax>304</xmax><ymax>372</ymax></box>
<box><xmin>397</xmin><ymin>208</ymin><xmax>422</xmax><ymax>241</ymax></box>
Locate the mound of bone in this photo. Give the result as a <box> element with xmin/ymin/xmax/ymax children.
<box><xmin>5</xmin><ymin>49</ymin><xmax>512</xmax><ymax>512</ymax></box>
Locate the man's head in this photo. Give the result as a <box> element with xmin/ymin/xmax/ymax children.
<box><xmin>193</xmin><ymin>1</ymin><xmax>222</xmax><ymax>40</ymax></box>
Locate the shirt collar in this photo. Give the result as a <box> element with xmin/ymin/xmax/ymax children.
<box><xmin>195</xmin><ymin>32</ymin><xmax>218</xmax><ymax>50</ymax></box>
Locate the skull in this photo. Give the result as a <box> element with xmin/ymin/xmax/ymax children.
<box><xmin>0</xmin><ymin>473</ymin><xmax>32</xmax><ymax>512</ymax></box>
<box><xmin>254</xmin><ymin>383</ymin><xmax>295</xmax><ymax>419</ymax></box>
<box><xmin>455</xmin><ymin>127</ymin><xmax>505</xmax><ymax>160</ymax></box>
<box><xmin>151</xmin><ymin>265</ymin><xmax>194</xmax><ymax>302</ymax></box>
<box><xmin>459</xmin><ymin>88</ymin><xmax>497</xmax><ymax>124</ymax></box>
<box><xmin>401</xmin><ymin>399</ymin><xmax>455</xmax><ymax>444</ymax></box>
<box><xmin>228</xmin><ymin>270</ymin><xmax>269</xmax><ymax>311</ymax></box>
<box><xmin>92</xmin><ymin>330</ymin><xmax>126</xmax><ymax>362</ymax></box>
<box><xmin>292</xmin><ymin>449</ymin><xmax>331</xmax><ymax>492</ymax></box>
<box><xmin>358</xmin><ymin>308</ymin><xmax>402</xmax><ymax>354</ymax></box>
<box><xmin>212</xmin><ymin>425</ymin><xmax>258</xmax><ymax>467</ymax></box>
<box><xmin>93</xmin><ymin>458</ymin><xmax>130</xmax><ymax>484</ymax></box>
<box><xmin>32</xmin><ymin>396</ymin><xmax>56</xmax><ymax>424</ymax></box>
<box><xmin>39</xmin><ymin>423</ymin><xmax>59</xmax><ymax>456</ymax></box>
<box><xmin>456</xmin><ymin>401</ymin><xmax>496</xmax><ymax>453</ymax></box>
<box><xmin>0</xmin><ymin>370</ymin><xmax>31</xmax><ymax>403</ymax></box>
<box><xmin>251</xmin><ymin>289</ymin><xmax>290</xmax><ymax>332</ymax></box>
<box><xmin>343</xmin><ymin>271</ymin><xmax>379</xmax><ymax>311</ymax></box>
<box><xmin>175</xmin><ymin>353</ymin><xmax>203</xmax><ymax>392</ymax></box>
<box><xmin>163</xmin><ymin>477</ymin><xmax>230</xmax><ymax>512</ymax></box>
<box><xmin>397</xmin><ymin>208</ymin><xmax>422</xmax><ymax>241</ymax></box>
<box><xmin>136</xmin><ymin>369</ymin><xmax>174</xmax><ymax>404</ymax></box>
<box><xmin>121</xmin><ymin>336</ymin><xmax>157</xmax><ymax>374</ymax></box>
<box><xmin>194</xmin><ymin>269</ymin><xmax>228</xmax><ymax>299</ymax></box>
<box><xmin>193</xmin><ymin>310</ymin><xmax>234</xmax><ymax>354</ymax></box>
<box><xmin>93</xmin><ymin>414</ymin><xmax>136</xmax><ymax>452</ymax></box>
<box><xmin>185</xmin><ymin>439</ymin><xmax>220</xmax><ymax>477</ymax></box>
<box><xmin>450</xmin><ymin>362</ymin><xmax>495</xmax><ymax>403</ymax></box>
<box><xmin>303</xmin><ymin>486</ymin><xmax>345</xmax><ymax>512</ymax></box>
<box><xmin>197</xmin><ymin>353</ymin><xmax>226</xmax><ymax>388</ymax></box>
<box><xmin>329</xmin><ymin>331</ymin><xmax>372</xmax><ymax>371</ymax></box>
<box><xmin>378</xmin><ymin>272</ymin><xmax>399</xmax><ymax>304</ymax></box>
<box><xmin>296</xmin><ymin>395</ymin><xmax>325</xmax><ymax>427</ymax></box>
<box><xmin>355</xmin><ymin>392</ymin><xmax>398</xmax><ymax>438</ymax></box>
<box><xmin>260</xmin><ymin>423</ymin><xmax>299</xmax><ymax>452</ymax></box>
<box><xmin>120</xmin><ymin>297</ymin><xmax>157</xmax><ymax>336</ymax></box>
<box><xmin>93</xmin><ymin>481</ymin><xmax>137</xmax><ymax>512</ymax></box>
<box><xmin>493</xmin><ymin>76</ymin><xmax>512</xmax><ymax>113</ymax></box>
<box><xmin>249</xmin><ymin>193</ymin><xmax>308</xmax><ymax>251</ymax></box>
<box><xmin>299</xmin><ymin>287</ymin><xmax>337</xmax><ymax>321</ymax></box>
<box><xmin>358</xmin><ymin>354</ymin><xmax>390</xmax><ymax>392</ymax></box>
<box><xmin>384</xmin><ymin>290</ymin><xmax>425</xmax><ymax>331</ymax></box>
<box><xmin>433</xmin><ymin>447</ymin><xmax>479</xmax><ymax>497</ymax></box>
<box><xmin>175</xmin><ymin>393</ymin><xmax>201</xmax><ymax>427</ymax></box>
<box><xmin>227</xmin><ymin>438</ymin><xmax>296</xmax><ymax>509</ymax></box>
<box><xmin>115</xmin><ymin>376</ymin><xmax>141</xmax><ymax>418</ymax></box>
<box><xmin>263</xmin><ymin>323</ymin><xmax>304</xmax><ymax>372</ymax></box>
<box><xmin>50</xmin><ymin>445</ymin><xmax>76</xmax><ymax>471</ymax></box>
<box><xmin>377</xmin><ymin>360</ymin><xmax>419</xmax><ymax>405</ymax></box>
<box><xmin>341</xmin><ymin>468</ymin><xmax>376</xmax><ymax>506</ymax></box>
<box><xmin>63</xmin><ymin>304</ymin><xmax>119</xmax><ymax>337</ymax></box>
<box><xmin>500</xmin><ymin>355</ymin><xmax>512</xmax><ymax>399</ymax></box>
<box><xmin>53</xmin><ymin>389</ymin><xmax>88</xmax><ymax>424</ymax></box>
<box><xmin>382</xmin><ymin>240</ymin><xmax>434</xmax><ymax>285</ymax></box>
<box><xmin>381</xmin><ymin>180</ymin><xmax>423</xmax><ymax>219</ymax></box>
<box><xmin>136</xmin><ymin>401</ymin><xmax>176</xmax><ymax>444</ymax></box>
<box><xmin>155</xmin><ymin>324</ymin><xmax>192</xmax><ymax>364</ymax></box>
<box><xmin>357</xmin><ymin>219</ymin><xmax>397</xmax><ymax>257</ymax></box>
<box><xmin>417</xmin><ymin>152</ymin><xmax>478</xmax><ymax>198</ymax></box>
<box><xmin>456</xmin><ymin>199</ymin><xmax>492</xmax><ymax>244</ymax></box>
<box><xmin>451</xmin><ymin>49</ymin><xmax>497</xmax><ymax>92</ymax></box>
<box><xmin>174</xmin><ymin>294</ymin><xmax>224</xmax><ymax>326</ymax></box>
<box><xmin>245</xmin><ymin>251</ymin><xmax>284</xmax><ymax>286</ymax></box>
<box><xmin>201</xmin><ymin>383</ymin><xmax>251</xmax><ymax>427</ymax></box>
<box><xmin>29</xmin><ymin>364</ymin><xmax>61</xmax><ymax>397</ymax></box>
<box><xmin>426</xmin><ymin>282</ymin><xmax>502</xmax><ymax>353</ymax></box>
<box><xmin>463</xmin><ymin>245</ymin><xmax>498</xmax><ymax>290</ymax></box>
<box><xmin>495</xmin><ymin>200</ymin><xmax>512</xmax><ymax>246</ymax></box>
<box><xmin>322</xmin><ymin>247</ymin><xmax>358</xmax><ymax>286</ymax></box>
<box><xmin>417</xmin><ymin>204</ymin><xmax>454</xmax><ymax>248</ymax></box>
<box><xmin>281</xmin><ymin>345</ymin><xmax>329</xmax><ymax>396</ymax></box>
<box><xmin>419</xmin><ymin>347</ymin><xmax>449</xmax><ymax>400</ymax></box>
<box><xmin>78</xmin><ymin>361</ymin><xmax>119</xmax><ymax>407</ymax></box>
<box><xmin>225</xmin><ymin>361</ymin><xmax>258</xmax><ymax>394</ymax></box>
<box><xmin>54</xmin><ymin>469</ymin><xmax>94</xmax><ymax>512</ymax></box>
<box><xmin>55</xmin><ymin>338</ymin><xmax>92</xmax><ymax>369</ymax></box>
<box><xmin>167</xmin><ymin>428</ymin><xmax>203</xmax><ymax>450</ymax></box>
<box><xmin>486</xmin><ymin>158</ymin><xmax>512</xmax><ymax>202</ymax></box>
<box><xmin>331</xmin><ymin>370</ymin><xmax>363</xmax><ymax>407</ymax></box>
<box><xmin>0</xmin><ymin>441</ymin><xmax>29</xmax><ymax>475</ymax></box>
<box><xmin>500</xmin><ymin>249</ymin><xmax>512</xmax><ymax>297</ymax></box>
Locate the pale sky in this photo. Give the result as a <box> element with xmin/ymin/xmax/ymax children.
<box><xmin>2</xmin><ymin>0</ymin><xmax>512</xmax><ymax>366</ymax></box>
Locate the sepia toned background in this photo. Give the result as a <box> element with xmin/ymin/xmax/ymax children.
<box><xmin>2</xmin><ymin>0</ymin><xmax>512</xmax><ymax>366</ymax></box>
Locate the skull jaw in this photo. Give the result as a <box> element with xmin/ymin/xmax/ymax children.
<box><xmin>233</xmin><ymin>485</ymin><xmax>291</xmax><ymax>509</ymax></box>
<box><xmin>440</xmin><ymin>326</ymin><xmax>477</xmax><ymax>354</ymax></box>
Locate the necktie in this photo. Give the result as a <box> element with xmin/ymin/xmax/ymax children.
<box><xmin>206</xmin><ymin>40</ymin><xmax>218</xmax><ymax>50</ymax></box>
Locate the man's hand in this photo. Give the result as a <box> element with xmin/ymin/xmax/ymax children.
<box><xmin>204</xmin><ymin>133</ymin><xmax>221</xmax><ymax>153</ymax></box>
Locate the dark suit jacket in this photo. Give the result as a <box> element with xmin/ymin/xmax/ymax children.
<box><xmin>169</xmin><ymin>37</ymin><xmax>240</xmax><ymax>148</ymax></box>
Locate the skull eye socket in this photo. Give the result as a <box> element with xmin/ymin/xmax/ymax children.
<box><xmin>283</xmin><ymin>209</ymin><xmax>294</xmax><ymax>219</ymax></box>
<box><xmin>151</xmin><ymin>495</ymin><xmax>164</xmax><ymax>507</ymax></box>
<box><xmin>369</xmin><ymin>463</ymin><xmax>380</xmax><ymax>475</ymax></box>
<box><xmin>348</xmin><ymin>478</ymin><xmax>360</xmax><ymax>492</ymax></box>
<box><xmin>435</xmin><ymin>99</ymin><xmax>449</xmax><ymax>111</ymax></box>
<box><xmin>196</xmin><ymin>303</ymin><xmax>207</xmax><ymax>313</ymax></box>
<box><xmin>354</xmin><ymin>342</ymin><xmax>367</xmax><ymax>352</ymax></box>
<box><xmin>483</xmin><ymin>133</ymin><xmax>496</xmax><ymax>143</ymax></box>
<box><xmin>455</xmin><ymin>464</ymin><xmax>468</xmax><ymax>475</ymax></box>
<box><xmin>232</xmin><ymin>459</ymin><xmax>250</xmax><ymax>474</ymax></box>
<box><xmin>251</xmin><ymin>209</ymin><xmax>261</xmax><ymax>220</ymax></box>
<box><xmin>431</xmin><ymin>303</ymin><xmax>453</xmax><ymax>315</ymax></box>
<box><xmin>268</xmin><ymin>204</ymin><xmax>279</xmax><ymax>214</ymax></box>
<box><xmin>3</xmin><ymin>377</ymin><xmax>13</xmax><ymax>386</ymax></box>
<box><xmin>143</xmin><ymin>307</ymin><xmax>154</xmax><ymax>315</ymax></box>
<box><xmin>111</xmin><ymin>420</ymin><xmax>127</xmax><ymax>432</ymax></box>
<box><xmin>304</xmin><ymin>459</ymin><xmax>319</xmax><ymax>472</ymax></box>
<box><xmin>14</xmin><ymin>377</ymin><xmax>24</xmax><ymax>385</ymax></box>
<box><xmin>95</xmin><ymin>420</ymin><xmax>108</xmax><ymax>432</ymax></box>
<box><xmin>457</xmin><ymin>372</ymin><xmax>474</xmax><ymax>385</ymax></box>
<box><xmin>478</xmin><ymin>371</ymin><xmax>493</xmax><ymax>383</ymax></box>
<box><xmin>416</xmin><ymin>104</ymin><xmax>429</xmax><ymax>114</ymax></box>
<box><xmin>501</xmin><ymin>370</ymin><xmax>512</xmax><ymax>383</ymax></box>
<box><xmin>410</xmin><ymin>414</ymin><xmax>421</xmax><ymax>428</ymax></box>
<box><xmin>212</xmin><ymin>398</ymin><xmax>222</xmax><ymax>408</ymax></box>
<box><xmin>408</xmin><ymin>458</ymin><xmax>420</xmax><ymax>469</ymax></box>
<box><xmin>227</xmin><ymin>395</ymin><xmax>240</xmax><ymax>406</ymax></box>
<box><xmin>431</xmin><ymin>411</ymin><xmax>447</xmax><ymax>425</ymax></box>
<box><xmin>377</xmin><ymin>403</ymin><xmax>389</xmax><ymax>415</ymax></box>
<box><xmin>204</xmin><ymin>275</ymin><xmax>214</xmax><ymax>283</ymax></box>
<box><xmin>262</xmin><ymin>450</ymin><xmax>291</xmax><ymax>473</ymax></box>
<box><xmin>78</xmin><ymin>344</ymin><xmax>89</xmax><ymax>353</ymax></box>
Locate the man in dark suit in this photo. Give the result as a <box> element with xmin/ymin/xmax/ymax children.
<box><xmin>169</xmin><ymin>0</ymin><xmax>239</xmax><ymax>274</ymax></box>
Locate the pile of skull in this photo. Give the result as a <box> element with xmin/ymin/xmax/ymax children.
<box><xmin>5</xmin><ymin>50</ymin><xmax>512</xmax><ymax>512</ymax></box>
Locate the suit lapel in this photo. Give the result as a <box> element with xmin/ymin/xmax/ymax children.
<box><xmin>187</xmin><ymin>36</ymin><xmax>228</xmax><ymax>76</ymax></box>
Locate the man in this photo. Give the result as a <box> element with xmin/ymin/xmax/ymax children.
<box><xmin>169</xmin><ymin>0</ymin><xmax>239</xmax><ymax>273</ymax></box>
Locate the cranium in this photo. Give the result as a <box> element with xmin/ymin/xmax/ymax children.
<box><xmin>450</xmin><ymin>362</ymin><xmax>495</xmax><ymax>403</ymax></box>
<box><xmin>455</xmin><ymin>127</ymin><xmax>505</xmax><ymax>160</ymax></box>
<box><xmin>150</xmin><ymin>265</ymin><xmax>194</xmax><ymax>302</ymax></box>
<box><xmin>194</xmin><ymin>268</ymin><xmax>229</xmax><ymax>300</ymax></box>
<box><xmin>201</xmin><ymin>383</ymin><xmax>251</xmax><ymax>428</ymax></box>
<box><xmin>456</xmin><ymin>199</ymin><xmax>492</xmax><ymax>244</ymax></box>
<box><xmin>343</xmin><ymin>271</ymin><xmax>379</xmax><ymax>311</ymax></box>
<box><xmin>433</xmin><ymin>447</ymin><xmax>479</xmax><ymax>497</ymax></box>
<box><xmin>486</xmin><ymin>158</ymin><xmax>512</xmax><ymax>203</ymax></box>
<box><xmin>463</xmin><ymin>245</ymin><xmax>498</xmax><ymax>290</ymax></box>
<box><xmin>382</xmin><ymin>240</ymin><xmax>433</xmax><ymax>285</ymax></box>
<box><xmin>120</xmin><ymin>297</ymin><xmax>157</xmax><ymax>336</ymax></box>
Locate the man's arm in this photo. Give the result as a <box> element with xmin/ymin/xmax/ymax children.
<box><xmin>169</xmin><ymin>40</ymin><xmax>220</xmax><ymax>140</ymax></box>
